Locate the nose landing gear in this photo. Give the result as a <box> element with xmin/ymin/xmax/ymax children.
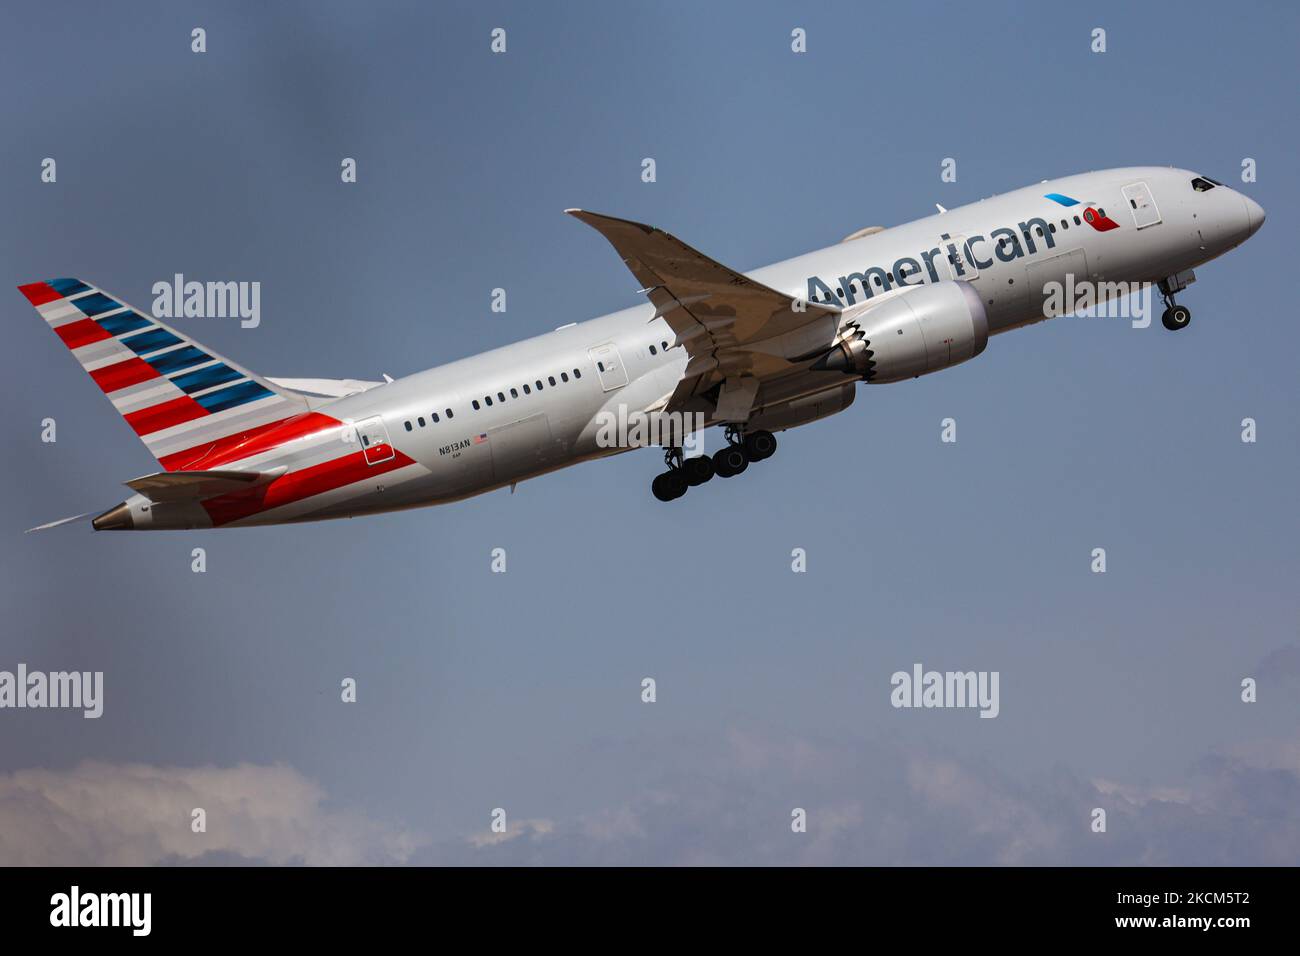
<box><xmin>1161</xmin><ymin>301</ymin><xmax>1191</xmax><ymax>331</ymax></box>
<box><xmin>649</xmin><ymin>428</ymin><xmax>778</xmax><ymax>501</ymax></box>
<box><xmin>1158</xmin><ymin>275</ymin><xmax>1193</xmax><ymax>331</ymax></box>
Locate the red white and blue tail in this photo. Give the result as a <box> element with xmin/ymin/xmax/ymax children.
<box><xmin>18</xmin><ymin>278</ymin><xmax>310</xmax><ymax>471</ymax></box>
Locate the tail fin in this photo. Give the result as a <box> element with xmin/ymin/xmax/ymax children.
<box><xmin>18</xmin><ymin>278</ymin><xmax>310</xmax><ymax>471</ymax></box>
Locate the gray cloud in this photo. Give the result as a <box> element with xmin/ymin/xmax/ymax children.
<box><xmin>6</xmin><ymin>730</ymin><xmax>1299</xmax><ymax>866</ymax></box>
<box><xmin>420</xmin><ymin>728</ymin><xmax>1300</xmax><ymax>866</ymax></box>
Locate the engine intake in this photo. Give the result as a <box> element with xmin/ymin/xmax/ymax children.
<box><xmin>812</xmin><ymin>281</ymin><xmax>989</xmax><ymax>383</ymax></box>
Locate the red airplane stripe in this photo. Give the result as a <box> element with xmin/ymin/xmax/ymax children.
<box><xmin>18</xmin><ymin>282</ymin><xmax>61</xmax><ymax>306</ymax></box>
<box><xmin>202</xmin><ymin>449</ymin><xmax>415</xmax><ymax>527</ymax></box>
<box><xmin>158</xmin><ymin>411</ymin><xmax>342</xmax><ymax>472</ymax></box>
<box><xmin>89</xmin><ymin>356</ymin><xmax>160</xmax><ymax>393</ymax></box>
<box><xmin>54</xmin><ymin>318</ymin><xmax>112</xmax><ymax>350</ymax></box>
<box><xmin>124</xmin><ymin>395</ymin><xmax>208</xmax><ymax>436</ymax></box>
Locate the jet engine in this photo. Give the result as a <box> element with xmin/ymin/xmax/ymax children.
<box><xmin>811</xmin><ymin>281</ymin><xmax>988</xmax><ymax>383</ymax></box>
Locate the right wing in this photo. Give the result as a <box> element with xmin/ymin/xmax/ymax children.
<box><xmin>567</xmin><ymin>210</ymin><xmax>843</xmax><ymax>419</ymax></box>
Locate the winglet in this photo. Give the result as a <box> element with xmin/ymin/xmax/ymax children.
<box><xmin>566</xmin><ymin>208</ymin><xmax>657</xmax><ymax>236</ymax></box>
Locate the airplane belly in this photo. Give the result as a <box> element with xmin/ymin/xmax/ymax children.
<box><xmin>487</xmin><ymin>413</ymin><xmax>562</xmax><ymax>484</ymax></box>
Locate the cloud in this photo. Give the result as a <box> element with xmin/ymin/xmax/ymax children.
<box><xmin>0</xmin><ymin>761</ymin><xmax>418</xmax><ymax>866</ymax></box>
<box><xmin>8</xmin><ymin>730</ymin><xmax>1300</xmax><ymax>866</ymax></box>
<box><xmin>420</xmin><ymin>727</ymin><xmax>1300</xmax><ymax>866</ymax></box>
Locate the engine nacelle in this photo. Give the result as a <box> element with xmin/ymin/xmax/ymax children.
<box><xmin>812</xmin><ymin>281</ymin><xmax>988</xmax><ymax>383</ymax></box>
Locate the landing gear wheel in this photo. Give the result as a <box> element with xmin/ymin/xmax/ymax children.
<box><xmin>651</xmin><ymin>470</ymin><xmax>688</xmax><ymax>501</ymax></box>
<box><xmin>1162</xmin><ymin>305</ymin><xmax>1191</xmax><ymax>331</ymax></box>
<box><xmin>683</xmin><ymin>455</ymin><xmax>715</xmax><ymax>486</ymax></box>
<box><xmin>712</xmin><ymin>445</ymin><xmax>748</xmax><ymax>479</ymax></box>
<box><xmin>742</xmin><ymin>430</ymin><xmax>777</xmax><ymax>462</ymax></box>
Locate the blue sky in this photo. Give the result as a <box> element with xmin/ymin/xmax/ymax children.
<box><xmin>0</xmin><ymin>0</ymin><xmax>1296</xmax><ymax>864</ymax></box>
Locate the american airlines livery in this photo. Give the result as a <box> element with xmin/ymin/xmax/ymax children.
<box><xmin>22</xmin><ymin>167</ymin><xmax>1263</xmax><ymax>531</ymax></box>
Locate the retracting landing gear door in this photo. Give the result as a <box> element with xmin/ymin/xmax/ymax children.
<box><xmin>1122</xmin><ymin>182</ymin><xmax>1162</xmax><ymax>229</ymax></box>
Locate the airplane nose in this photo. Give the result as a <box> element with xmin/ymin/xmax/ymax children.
<box><xmin>1243</xmin><ymin>194</ymin><xmax>1265</xmax><ymax>237</ymax></box>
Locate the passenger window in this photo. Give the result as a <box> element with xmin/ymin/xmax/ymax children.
<box><xmin>418</xmin><ymin>417</ymin><xmax>425</xmax><ymax>427</ymax></box>
<box><xmin>446</xmin><ymin>408</ymin><xmax>453</xmax><ymax>419</ymax></box>
<box><xmin>536</xmin><ymin>380</ymin><xmax>543</xmax><ymax>391</ymax></box>
<box><xmin>485</xmin><ymin>396</ymin><xmax>492</xmax><ymax>406</ymax></box>
<box><xmin>649</xmin><ymin>345</ymin><xmax>657</xmax><ymax>355</ymax></box>
<box><xmin>573</xmin><ymin>368</ymin><xmax>581</xmax><ymax>378</ymax></box>
<box><xmin>404</xmin><ymin>421</ymin><xmax>412</xmax><ymax>432</ymax></box>
<box><xmin>510</xmin><ymin>387</ymin><xmax>518</xmax><ymax>398</ymax></box>
<box><xmin>561</xmin><ymin>372</ymin><xmax>569</xmax><ymax>382</ymax></box>
<box><xmin>597</xmin><ymin>361</ymin><xmax>606</xmax><ymax>372</ymax></box>
<box><xmin>523</xmin><ymin>383</ymin><xmax>531</xmax><ymax>394</ymax></box>
<box><xmin>497</xmin><ymin>391</ymin><xmax>505</xmax><ymax>402</ymax></box>
<box><xmin>432</xmin><ymin>412</ymin><xmax>440</xmax><ymax>423</ymax></box>
<box><xmin>661</xmin><ymin>341</ymin><xmax>668</xmax><ymax>350</ymax></box>
<box><xmin>1073</xmin><ymin>215</ymin><xmax>1081</xmax><ymax>225</ymax></box>
<box><xmin>1048</xmin><ymin>223</ymin><xmax>1056</xmax><ymax>233</ymax></box>
<box><xmin>472</xmin><ymin>400</ymin><xmax>480</xmax><ymax>410</ymax></box>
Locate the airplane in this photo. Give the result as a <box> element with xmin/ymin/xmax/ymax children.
<box><xmin>20</xmin><ymin>166</ymin><xmax>1264</xmax><ymax>530</ymax></box>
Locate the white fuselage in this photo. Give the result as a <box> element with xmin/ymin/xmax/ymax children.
<box><xmin>132</xmin><ymin>166</ymin><xmax>1264</xmax><ymax>527</ymax></box>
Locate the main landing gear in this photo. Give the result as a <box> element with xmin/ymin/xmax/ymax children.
<box><xmin>1159</xmin><ymin>277</ymin><xmax>1192</xmax><ymax>332</ymax></box>
<box><xmin>650</xmin><ymin>427</ymin><xmax>778</xmax><ymax>501</ymax></box>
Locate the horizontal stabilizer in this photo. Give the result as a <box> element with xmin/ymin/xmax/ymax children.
<box><xmin>266</xmin><ymin>377</ymin><xmax>384</xmax><ymax>398</ymax></box>
<box><xmin>123</xmin><ymin>469</ymin><xmax>280</xmax><ymax>503</ymax></box>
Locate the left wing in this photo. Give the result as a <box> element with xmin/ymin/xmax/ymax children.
<box><xmin>567</xmin><ymin>210</ymin><xmax>842</xmax><ymax>419</ymax></box>
<box><xmin>123</xmin><ymin>468</ymin><xmax>281</xmax><ymax>503</ymax></box>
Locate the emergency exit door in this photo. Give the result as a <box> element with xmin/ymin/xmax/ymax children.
<box><xmin>1122</xmin><ymin>182</ymin><xmax>1162</xmax><ymax>229</ymax></box>
<box><xmin>588</xmin><ymin>343</ymin><xmax>628</xmax><ymax>391</ymax></box>
<box><xmin>354</xmin><ymin>416</ymin><xmax>395</xmax><ymax>465</ymax></box>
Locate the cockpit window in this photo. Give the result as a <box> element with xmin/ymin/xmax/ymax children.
<box><xmin>1191</xmin><ymin>176</ymin><xmax>1221</xmax><ymax>192</ymax></box>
